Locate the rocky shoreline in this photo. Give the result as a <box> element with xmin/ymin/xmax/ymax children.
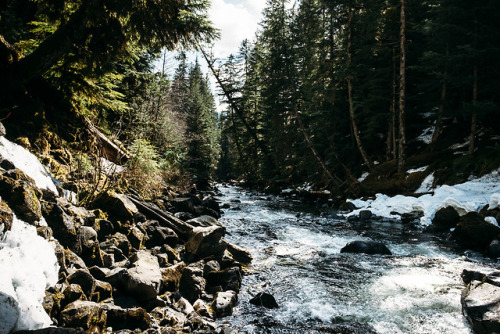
<box><xmin>0</xmin><ymin>141</ymin><xmax>253</xmax><ymax>333</ymax></box>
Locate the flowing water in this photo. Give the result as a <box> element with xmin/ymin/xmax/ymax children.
<box><xmin>216</xmin><ymin>185</ymin><xmax>499</xmax><ymax>334</ymax></box>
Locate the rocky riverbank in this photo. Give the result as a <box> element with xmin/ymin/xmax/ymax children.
<box><xmin>0</xmin><ymin>134</ymin><xmax>252</xmax><ymax>333</ymax></box>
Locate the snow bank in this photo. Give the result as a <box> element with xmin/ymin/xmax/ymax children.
<box><xmin>0</xmin><ymin>214</ymin><xmax>59</xmax><ymax>332</ymax></box>
<box><xmin>0</xmin><ymin>137</ymin><xmax>58</xmax><ymax>193</ymax></box>
<box><xmin>347</xmin><ymin>169</ymin><xmax>500</xmax><ymax>226</ymax></box>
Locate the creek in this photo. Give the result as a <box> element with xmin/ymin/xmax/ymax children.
<box><xmin>216</xmin><ymin>185</ymin><xmax>498</xmax><ymax>334</ymax></box>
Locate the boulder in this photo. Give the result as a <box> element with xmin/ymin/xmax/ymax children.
<box><xmin>461</xmin><ymin>270</ymin><xmax>500</xmax><ymax>334</ymax></box>
<box><xmin>170</xmin><ymin>197</ymin><xmax>196</xmax><ymax>214</ymax></box>
<box><xmin>0</xmin><ymin>291</ymin><xmax>20</xmax><ymax>334</ymax></box>
<box><xmin>140</xmin><ymin>220</ymin><xmax>179</xmax><ymax>248</ymax></box>
<box><xmin>62</xmin><ymin>284</ymin><xmax>87</xmax><ymax>306</ymax></box>
<box><xmin>193</xmin><ymin>206</ymin><xmax>220</xmax><ymax>219</ymax></box>
<box><xmin>0</xmin><ymin>200</ymin><xmax>14</xmax><ymax>233</ymax></box>
<box><xmin>432</xmin><ymin>206</ymin><xmax>460</xmax><ymax>231</ymax></box>
<box><xmin>9</xmin><ymin>182</ymin><xmax>42</xmax><ymax>224</ymax></box>
<box><xmin>94</xmin><ymin>192</ymin><xmax>138</xmax><ymax>221</ymax></box>
<box><xmin>174</xmin><ymin>212</ymin><xmax>195</xmax><ymax>222</ymax></box>
<box><xmin>340</xmin><ymin>240</ymin><xmax>392</xmax><ymax>255</ymax></box>
<box><xmin>121</xmin><ymin>250</ymin><xmax>162</xmax><ymax>301</ymax></box>
<box><xmin>127</xmin><ymin>226</ymin><xmax>145</xmax><ymax>250</ymax></box>
<box><xmin>60</xmin><ymin>300</ymin><xmax>106</xmax><ymax>330</ymax></box>
<box><xmin>186</xmin><ymin>215</ymin><xmax>222</xmax><ymax>228</ymax></box>
<box><xmin>185</xmin><ymin>225</ymin><xmax>228</xmax><ymax>259</ymax></box>
<box><xmin>212</xmin><ymin>290</ymin><xmax>237</xmax><ymax>318</ymax></box>
<box><xmin>203</xmin><ymin>260</ymin><xmax>221</xmax><ymax>277</ymax></box>
<box><xmin>67</xmin><ymin>270</ymin><xmax>96</xmax><ymax>300</ymax></box>
<box><xmin>46</xmin><ymin>205</ymin><xmax>77</xmax><ymax>247</ymax></box>
<box><xmin>93</xmin><ymin>280</ymin><xmax>113</xmax><ymax>302</ymax></box>
<box><xmin>206</xmin><ymin>267</ymin><xmax>242</xmax><ymax>293</ymax></box>
<box><xmin>12</xmin><ymin>329</ymin><xmax>85</xmax><ymax>334</ymax></box>
<box><xmin>193</xmin><ymin>299</ymin><xmax>216</xmax><ymax>319</ymax></box>
<box><xmin>249</xmin><ymin>292</ymin><xmax>279</xmax><ymax>309</ymax></box>
<box><xmin>160</xmin><ymin>262</ymin><xmax>186</xmax><ymax>293</ymax></box>
<box><xmin>179</xmin><ymin>261</ymin><xmax>206</xmax><ymax>303</ymax></box>
<box><xmin>453</xmin><ymin>212</ymin><xmax>500</xmax><ymax>250</ymax></box>
<box><xmin>488</xmin><ymin>240</ymin><xmax>500</xmax><ymax>259</ymax></box>
<box><xmin>172</xmin><ymin>295</ymin><xmax>195</xmax><ymax>315</ymax></box>
<box><xmin>103</xmin><ymin>305</ymin><xmax>151</xmax><ymax>331</ymax></box>
<box><xmin>227</xmin><ymin>243</ymin><xmax>253</xmax><ymax>263</ymax></box>
<box><xmin>359</xmin><ymin>210</ymin><xmax>372</xmax><ymax>221</ymax></box>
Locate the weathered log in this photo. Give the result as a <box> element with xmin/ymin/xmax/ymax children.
<box><xmin>127</xmin><ymin>195</ymin><xmax>192</xmax><ymax>240</ymax></box>
<box><xmin>84</xmin><ymin>118</ymin><xmax>131</xmax><ymax>163</ymax></box>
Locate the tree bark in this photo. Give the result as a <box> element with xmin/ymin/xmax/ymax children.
<box><xmin>468</xmin><ymin>64</ymin><xmax>478</xmax><ymax>155</ymax></box>
<box><xmin>397</xmin><ymin>0</ymin><xmax>407</xmax><ymax>173</ymax></box>
<box><xmin>346</xmin><ymin>9</ymin><xmax>373</xmax><ymax>170</ymax></box>
<box><xmin>431</xmin><ymin>44</ymin><xmax>449</xmax><ymax>147</ymax></box>
<box><xmin>387</xmin><ymin>47</ymin><xmax>398</xmax><ymax>161</ymax></box>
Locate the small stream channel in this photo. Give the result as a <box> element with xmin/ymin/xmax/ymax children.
<box><xmin>216</xmin><ymin>185</ymin><xmax>498</xmax><ymax>333</ymax></box>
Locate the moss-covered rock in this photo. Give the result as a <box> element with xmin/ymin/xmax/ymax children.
<box><xmin>59</xmin><ymin>300</ymin><xmax>106</xmax><ymax>330</ymax></box>
<box><xmin>0</xmin><ymin>200</ymin><xmax>14</xmax><ymax>233</ymax></box>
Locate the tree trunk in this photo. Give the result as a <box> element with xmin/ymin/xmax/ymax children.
<box><xmin>398</xmin><ymin>0</ymin><xmax>407</xmax><ymax>173</ymax></box>
<box><xmin>387</xmin><ymin>48</ymin><xmax>398</xmax><ymax>161</ymax></box>
<box><xmin>431</xmin><ymin>44</ymin><xmax>449</xmax><ymax>147</ymax></box>
<box><xmin>346</xmin><ymin>9</ymin><xmax>373</xmax><ymax>170</ymax></box>
<box><xmin>469</xmin><ymin>64</ymin><xmax>478</xmax><ymax>155</ymax></box>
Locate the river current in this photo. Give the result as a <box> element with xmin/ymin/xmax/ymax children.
<box><xmin>216</xmin><ymin>185</ymin><xmax>498</xmax><ymax>334</ymax></box>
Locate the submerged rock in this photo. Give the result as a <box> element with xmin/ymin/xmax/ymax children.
<box><xmin>340</xmin><ymin>240</ymin><xmax>392</xmax><ymax>255</ymax></box>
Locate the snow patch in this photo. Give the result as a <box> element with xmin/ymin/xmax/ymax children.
<box><xmin>417</xmin><ymin>127</ymin><xmax>433</xmax><ymax>144</ymax></box>
<box><xmin>490</xmin><ymin>193</ymin><xmax>500</xmax><ymax>210</ymax></box>
<box><xmin>406</xmin><ymin>166</ymin><xmax>428</xmax><ymax>174</ymax></box>
<box><xmin>0</xmin><ymin>137</ymin><xmax>58</xmax><ymax>193</ymax></box>
<box><xmin>416</xmin><ymin>173</ymin><xmax>434</xmax><ymax>193</ymax></box>
<box><xmin>346</xmin><ymin>169</ymin><xmax>500</xmax><ymax>226</ymax></box>
<box><xmin>0</xmin><ymin>214</ymin><xmax>59</xmax><ymax>331</ymax></box>
<box><xmin>485</xmin><ymin>217</ymin><xmax>499</xmax><ymax>227</ymax></box>
<box><xmin>358</xmin><ymin>172</ymin><xmax>369</xmax><ymax>182</ymax></box>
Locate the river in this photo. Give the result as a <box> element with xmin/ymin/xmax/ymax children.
<box><xmin>216</xmin><ymin>185</ymin><xmax>498</xmax><ymax>334</ymax></box>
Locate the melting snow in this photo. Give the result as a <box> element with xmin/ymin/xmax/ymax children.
<box><xmin>0</xmin><ymin>214</ymin><xmax>59</xmax><ymax>331</ymax></box>
<box><xmin>347</xmin><ymin>169</ymin><xmax>500</xmax><ymax>226</ymax></box>
<box><xmin>0</xmin><ymin>137</ymin><xmax>58</xmax><ymax>193</ymax></box>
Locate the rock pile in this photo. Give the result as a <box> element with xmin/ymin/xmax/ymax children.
<box><xmin>0</xmin><ymin>166</ymin><xmax>251</xmax><ymax>333</ymax></box>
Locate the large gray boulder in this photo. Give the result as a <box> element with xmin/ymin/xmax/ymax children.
<box><xmin>179</xmin><ymin>261</ymin><xmax>206</xmax><ymax>303</ymax></box>
<box><xmin>94</xmin><ymin>192</ymin><xmax>138</xmax><ymax>221</ymax></box>
<box><xmin>461</xmin><ymin>270</ymin><xmax>500</xmax><ymax>334</ymax></box>
<box><xmin>185</xmin><ymin>225</ymin><xmax>228</xmax><ymax>259</ymax></box>
<box><xmin>121</xmin><ymin>250</ymin><xmax>162</xmax><ymax>301</ymax></box>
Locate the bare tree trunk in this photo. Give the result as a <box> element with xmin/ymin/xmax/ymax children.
<box><xmin>387</xmin><ymin>48</ymin><xmax>398</xmax><ymax>161</ymax></box>
<box><xmin>398</xmin><ymin>0</ymin><xmax>407</xmax><ymax>173</ymax></box>
<box><xmin>469</xmin><ymin>64</ymin><xmax>478</xmax><ymax>155</ymax></box>
<box><xmin>431</xmin><ymin>44</ymin><xmax>449</xmax><ymax>147</ymax></box>
<box><xmin>346</xmin><ymin>10</ymin><xmax>373</xmax><ymax>170</ymax></box>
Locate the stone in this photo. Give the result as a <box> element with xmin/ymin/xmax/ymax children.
<box><xmin>160</xmin><ymin>262</ymin><xmax>186</xmax><ymax>293</ymax></box>
<box><xmin>488</xmin><ymin>240</ymin><xmax>500</xmax><ymax>259</ymax></box>
<box><xmin>127</xmin><ymin>226</ymin><xmax>145</xmax><ymax>250</ymax></box>
<box><xmin>94</xmin><ymin>192</ymin><xmax>138</xmax><ymax>221</ymax></box>
<box><xmin>174</xmin><ymin>212</ymin><xmax>195</xmax><ymax>221</ymax></box>
<box><xmin>193</xmin><ymin>299</ymin><xmax>216</xmax><ymax>319</ymax></box>
<box><xmin>96</xmin><ymin>219</ymin><xmax>115</xmax><ymax>241</ymax></box>
<box><xmin>140</xmin><ymin>220</ymin><xmax>179</xmax><ymax>248</ymax></box>
<box><xmin>173</xmin><ymin>296</ymin><xmax>195</xmax><ymax>315</ymax></box>
<box><xmin>93</xmin><ymin>280</ymin><xmax>113</xmax><ymax>302</ymax></box>
<box><xmin>0</xmin><ymin>291</ymin><xmax>20</xmax><ymax>334</ymax></box>
<box><xmin>0</xmin><ymin>200</ymin><xmax>14</xmax><ymax>233</ymax></box>
<box><xmin>432</xmin><ymin>206</ymin><xmax>460</xmax><ymax>231</ymax></box>
<box><xmin>203</xmin><ymin>260</ymin><xmax>221</xmax><ymax>277</ymax></box>
<box><xmin>62</xmin><ymin>284</ymin><xmax>87</xmax><ymax>306</ymax></box>
<box><xmin>122</xmin><ymin>250</ymin><xmax>162</xmax><ymax>301</ymax></box>
<box><xmin>67</xmin><ymin>270</ymin><xmax>96</xmax><ymax>300</ymax></box>
<box><xmin>202</xmin><ymin>195</ymin><xmax>221</xmax><ymax>215</ymax></box>
<box><xmin>212</xmin><ymin>290</ymin><xmax>237</xmax><ymax>318</ymax></box>
<box><xmin>249</xmin><ymin>292</ymin><xmax>279</xmax><ymax>309</ymax></box>
<box><xmin>103</xmin><ymin>305</ymin><xmax>151</xmax><ymax>331</ymax></box>
<box><xmin>340</xmin><ymin>240</ymin><xmax>392</xmax><ymax>255</ymax></box>
<box><xmin>227</xmin><ymin>243</ymin><xmax>252</xmax><ymax>263</ymax></box>
<box><xmin>60</xmin><ymin>300</ymin><xmax>106</xmax><ymax>330</ymax></box>
<box><xmin>206</xmin><ymin>267</ymin><xmax>242</xmax><ymax>293</ymax></box>
<box><xmin>169</xmin><ymin>197</ymin><xmax>196</xmax><ymax>214</ymax></box>
<box><xmin>100</xmin><ymin>233</ymin><xmax>132</xmax><ymax>258</ymax></box>
<box><xmin>453</xmin><ymin>212</ymin><xmax>500</xmax><ymax>250</ymax></box>
<box><xmin>186</xmin><ymin>215</ymin><xmax>222</xmax><ymax>228</ymax></box>
<box><xmin>461</xmin><ymin>272</ymin><xmax>500</xmax><ymax>334</ymax></box>
<box><xmin>193</xmin><ymin>206</ymin><xmax>220</xmax><ymax>219</ymax></box>
<box><xmin>0</xmin><ymin>121</ymin><xmax>5</xmax><ymax>137</ymax></box>
<box><xmin>36</xmin><ymin>226</ymin><xmax>53</xmax><ymax>239</ymax></box>
<box><xmin>9</xmin><ymin>182</ymin><xmax>42</xmax><ymax>224</ymax></box>
<box><xmin>179</xmin><ymin>261</ymin><xmax>206</xmax><ymax>303</ymax></box>
<box><xmin>43</xmin><ymin>291</ymin><xmax>64</xmax><ymax>319</ymax></box>
<box><xmin>185</xmin><ymin>225</ymin><xmax>228</xmax><ymax>259</ymax></box>
<box><xmin>359</xmin><ymin>210</ymin><xmax>372</xmax><ymax>221</ymax></box>
<box><xmin>46</xmin><ymin>205</ymin><xmax>77</xmax><ymax>247</ymax></box>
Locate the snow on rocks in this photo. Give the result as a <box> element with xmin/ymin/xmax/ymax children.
<box><xmin>346</xmin><ymin>169</ymin><xmax>500</xmax><ymax>226</ymax></box>
<box><xmin>0</xmin><ymin>137</ymin><xmax>57</xmax><ymax>193</ymax></box>
<box><xmin>0</xmin><ymin>215</ymin><xmax>59</xmax><ymax>331</ymax></box>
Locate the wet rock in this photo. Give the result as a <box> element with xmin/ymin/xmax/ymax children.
<box><xmin>121</xmin><ymin>250</ymin><xmax>162</xmax><ymax>301</ymax></box>
<box><xmin>401</xmin><ymin>211</ymin><xmax>423</xmax><ymax>225</ymax></box>
<box><xmin>227</xmin><ymin>243</ymin><xmax>252</xmax><ymax>263</ymax></box>
<box><xmin>60</xmin><ymin>300</ymin><xmax>106</xmax><ymax>330</ymax></box>
<box><xmin>340</xmin><ymin>240</ymin><xmax>392</xmax><ymax>255</ymax></box>
<box><xmin>212</xmin><ymin>290</ymin><xmax>237</xmax><ymax>318</ymax></box>
<box><xmin>185</xmin><ymin>225</ymin><xmax>228</xmax><ymax>259</ymax></box>
<box><xmin>160</xmin><ymin>262</ymin><xmax>186</xmax><ymax>293</ymax></box>
<box><xmin>359</xmin><ymin>210</ymin><xmax>372</xmax><ymax>221</ymax></box>
<box><xmin>453</xmin><ymin>212</ymin><xmax>500</xmax><ymax>250</ymax></box>
<box><xmin>206</xmin><ymin>267</ymin><xmax>242</xmax><ymax>293</ymax></box>
<box><xmin>432</xmin><ymin>206</ymin><xmax>460</xmax><ymax>231</ymax></box>
<box><xmin>179</xmin><ymin>261</ymin><xmax>206</xmax><ymax>303</ymax></box>
<box><xmin>461</xmin><ymin>270</ymin><xmax>500</xmax><ymax>334</ymax></box>
<box><xmin>94</xmin><ymin>192</ymin><xmax>138</xmax><ymax>221</ymax></box>
<box><xmin>151</xmin><ymin>305</ymin><xmax>187</xmax><ymax>328</ymax></box>
<box><xmin>249</xmin><ymin>292</ymin><xmax>279</xmax><ymax>309</ymax></box>
<box><xmin>104</xmin><ymin>305</ymin><xmax>151</xmax><ymax>331</ymax></box>
<box><xmin>0</xmin><ymin>291</ymin><xmax>20</xmax><ymax>334</ymax></box>
<box><xmin>488</xmin><ymin>240</ymin><xmax>500</xmax><ymax>259</ymax></box>
<box><xmin>0</xmin><ymin>200</ymin><xmax>14</xmax><ymax>233</ymax></box>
